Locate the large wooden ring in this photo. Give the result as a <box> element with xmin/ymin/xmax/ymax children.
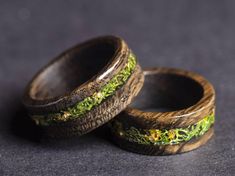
<box><xmin>23</xmin><ymin>36</ymin><xmax>144</xmax><ymax>137</ymax></box>
<box><xmin>109</xmin><ymin>67</ymin><xmax>215</xmax><ymax>155</ymax></box>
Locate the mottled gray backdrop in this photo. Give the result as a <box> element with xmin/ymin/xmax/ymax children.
<box><xmin>0</xmin><ymin>0</ymin><xmax>234</xmax><ymax>176</ymax></box>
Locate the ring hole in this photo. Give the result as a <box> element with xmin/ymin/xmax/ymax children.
<box><xmin>30</xmin><ymin>40</ymin><xmax>117</xmax><ymax>100</ymax></box>
<box><xmin>130</xmin><ymin>73</ymin><xmax>204</xmax><ymax>112</ymax></box>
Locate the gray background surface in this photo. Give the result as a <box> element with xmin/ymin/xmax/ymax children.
<box><xmin>0</xmin><ymin>0</ymin><xmax>234</xmax><ymax>175</ymax></box>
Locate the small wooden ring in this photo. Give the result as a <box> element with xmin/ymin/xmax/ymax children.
<box><xmin>23</xmin><ymin>36</ymin><xmax>144</xmax><ymax>137</ymax></box>
<box><xmin>109</xmin><ymin>67</ymin><xmax>215</xmax><ymax>155</ymax></box>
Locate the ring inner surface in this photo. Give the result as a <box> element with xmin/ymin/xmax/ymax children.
<box><xmin>130</xmin><ymin>73</ymin><xmax>204</xmax><ymax>112</ymax></box>
<box><xmin>30</xmin><ymin>41</ymin><xmax>117</xmax><ymax>100</ymax></box>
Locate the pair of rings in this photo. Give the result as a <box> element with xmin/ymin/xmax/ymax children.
<box><xmin>23</xmin><ymin>36</ymin><xmax>215</xmax><ymax>155</ymax></box>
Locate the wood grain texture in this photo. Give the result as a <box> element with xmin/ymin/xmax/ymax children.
<box><xmin>22</xmin><ymin>36</ymin><xmax>144</xmax><ymax>137</ymax></box>
<box><xmin>44</xmin><ymin>64</ymin><xmax>144</xmax><ymax>137</ymax></box>
<box><xmin>110</xmin><ymin>67</ymin><xmax>216</xmax><ymax>155</ymax></box>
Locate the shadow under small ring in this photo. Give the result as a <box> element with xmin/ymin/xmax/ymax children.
<box><xmin>23</xmin><ymin>36</ymin><xmax>144</xmax><ymax>137</ymax></box>
<box><xmin>109</xmin><ymin>67</ymin><xmax>215</xmax><ymax>155</ymax></box>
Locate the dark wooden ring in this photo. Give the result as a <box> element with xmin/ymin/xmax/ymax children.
<box><xmin>109</xmin><ymin>67</ymin><xmax>215</xmax><ymax>155</ymax></box>
<box><xmin>23</xmin><ymin>36</ymin><xmax>144</xmax><ymax>137</ymax></box>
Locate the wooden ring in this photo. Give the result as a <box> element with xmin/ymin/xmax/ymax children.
<box><xmin>109</xmin><ymin>67</ymin><xmax>215</xmax><ymax>155</ymax></box>
<box><xmin>23</xmin><ymin>36</ymin><xmax>144</xmax><ymax>137</ymax></box>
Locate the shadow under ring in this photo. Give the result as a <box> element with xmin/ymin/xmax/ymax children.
<box><xmin>109</xmin><ymin>67</ymin><xmax>215</xmax><ymax>155</ymax></box>
<box><xmin>23</xmin><ymin>36</ymin><xmax>144</xmax><ymax>137</ymax></box>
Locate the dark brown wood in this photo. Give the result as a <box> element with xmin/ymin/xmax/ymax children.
<box><xmin>22</xmin><ymin>36</ymin><xmax>144</xmax><ymax>137</ymax></box>
<box><xmin>110</xmin><ymin>67</ymin><xmax>215</xmax><ymax>155</ymax></box>
<box><xmin>44</xmin><ymin>64</ymin><xmax>144</xmax><ymax>137</ymax></box>
<box><xmin>23</xmin><ymin>36</ymin><xmax>129</xmax><ymax>113</ymax></box>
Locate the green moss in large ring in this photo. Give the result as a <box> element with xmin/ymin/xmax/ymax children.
<box><xmin>32</xmin><ymin>53</ymin><xmax>137</xmax><ymax>126</ymax></box>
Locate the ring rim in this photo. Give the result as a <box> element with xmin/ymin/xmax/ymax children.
<box><xmin>125</xmin><ymin>67</ymin><xmax>215</xmax><ymax>128</ymax></box>
<box><xmin>23</xmin><ymin>36</ymin><xmax>130</xmax><ymax>114</ymax></box>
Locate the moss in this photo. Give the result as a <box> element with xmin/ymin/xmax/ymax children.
<box><xmin>32</xmin><ymin>53</ymin><xmax>137</xmax><ymax>126</ymax></box>
<box><xmin>111</xmin><ymin>114</ymin><xmax>215</xmax><ymax>145</ymax></box>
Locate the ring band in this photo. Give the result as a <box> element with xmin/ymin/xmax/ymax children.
<box><xmin>109</xmin><ymin>67</ymin><xmax>215</xmax><ymax>155</ymax></box>
<box><xmin>23</xmin><ymin>36</ymin><xmax>144</xmax><ymax>137</ymax></box>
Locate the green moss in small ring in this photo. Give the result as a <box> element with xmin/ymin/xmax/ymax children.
<box><xmin>111</xmin><ymin>114</ymin><xmax>215</xmax><ymax>145</ymax></box>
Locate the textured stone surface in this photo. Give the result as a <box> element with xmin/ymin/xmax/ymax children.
<box><xmin>0</xmin><ymin>0</ymin><xmax>234</xmax><ymax>175</ymax></box>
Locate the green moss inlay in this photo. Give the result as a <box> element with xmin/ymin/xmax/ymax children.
<box><xmin>111</xmin><ymin>114</ymin><xmax>215</xmax><ymax>145</ymax></box>
<box><xmin>32</xmin><ymin>53</ymin><xmax>137</xmax><ymax>126</ymax></box>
